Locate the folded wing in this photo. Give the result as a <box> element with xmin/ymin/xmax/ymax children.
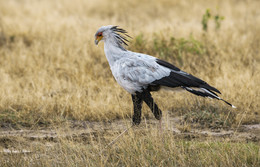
<box><xmin>153</xmin><ymin>59</ymin><xmax>221</xmax><ymax>94</ymax></box>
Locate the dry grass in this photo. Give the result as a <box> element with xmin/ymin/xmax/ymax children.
<box><xmin>0</xmin><ymin>0</ymin><xmax>259</xmax><ymax>124</ymax></box>
<box><xmin>0</xmin><ymin>129</ymin><xmax>259</xmax><ymax>166</ymax></box>
<box><xmin>0</xmin><ymin>0</ymin><xmax>259</xmax><ymax>166</ymax></box>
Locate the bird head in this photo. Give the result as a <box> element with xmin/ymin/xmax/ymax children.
<box><xmin>94</xmin><ymin>25</ymin><xmax>131</xmax><ymax>47</ymax></box>
<box><xmin>95</xmin><ymin>25</ymin><xmax>111</xmax><ymax>45</ymax></box>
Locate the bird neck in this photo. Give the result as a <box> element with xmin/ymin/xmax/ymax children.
<box><xmin>104</xmin><ymin>38</ymin><xmax>127</xmax><ymax>66</ymax></box>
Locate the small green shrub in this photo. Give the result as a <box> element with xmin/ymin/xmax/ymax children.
<box><xmin>202</xmin><ymin>9</ymin><xmax>211</xmax><ymax>31</ymax></box>
<box><xmin>201</xmin><ymin>8</ymin><xmax>224</xmax><ymax>31</ymax></box>
<box><xmin>214</xmin><ymin>15</ymin><xmax>225</xmax><ymax>30</ymax></box>
<box><xmin>131</xmin><ymin>34</ymin><xmax>206</xmax><ymax>65</ymax></box>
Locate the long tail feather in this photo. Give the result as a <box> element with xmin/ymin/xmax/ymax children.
<box><xmin>183</xmin><ymin>86</ymin><xmax>236</xmax><ymax>108</ymax></box>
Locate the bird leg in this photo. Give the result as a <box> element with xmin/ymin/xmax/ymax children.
<box><xmin>142</xmin><ymin>90</ymin><xmax>163</xmax><ymax>132</ymax></box>
<box><xmin>142</xmin><ymin>90</ymin><xmax>162</xmax><ymax>120</ymax></box>
<box><xmin>131</xmin><ymin>93</ymin><xmax>143</xmax><ymax>125</ymax></box>
<box><xmin>132</xmin><ymin>90</ymin><xmax>163</xmax><ymax>131</ymax></box>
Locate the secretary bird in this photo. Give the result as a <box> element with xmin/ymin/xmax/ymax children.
<box><xmin>95</xmin><ymin>25</ymin><xmax>235</xmax><ymax>126</ymax></box>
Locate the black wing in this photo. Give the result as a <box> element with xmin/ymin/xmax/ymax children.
<box><xmin>153</xmin><ymin>59</ymin><xmax>221</xmax><ymax>94</ymax></box>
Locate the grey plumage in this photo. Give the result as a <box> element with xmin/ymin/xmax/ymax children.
<box><xmin>95</xmin><ymin>25</ymin><xmax>236</xmax><ymax>125</ymax></box>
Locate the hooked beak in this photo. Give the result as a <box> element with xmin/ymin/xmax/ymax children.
<box><xmin>95</xmin><ymin>36</ymin><xmax>103</xmax><ymax>45</ymax></box>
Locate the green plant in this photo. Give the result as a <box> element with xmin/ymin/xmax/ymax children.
<box><xmin>202</xmin><ymin>9</ymin><xmax>211</xmax><ymax>31</ymax></box>
<box><xmin>214</xmin><ymin>15</ymin><xmax>225</xmax><ymax>30</ymax></box>
<box><xmin>131</xmin><ymin>34</ymin><xmax>205</xmax><ymax>66</ymax></box>
<box><xmin>201</xmin><ymin>9</ymin><xmax>225</xmax><ymax>31</ymax></box>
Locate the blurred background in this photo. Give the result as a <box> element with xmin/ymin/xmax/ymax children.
<box><xmin>0</xmin><ymin>0</ymin><xmax>259</xmax><ymax>126</ymax></box>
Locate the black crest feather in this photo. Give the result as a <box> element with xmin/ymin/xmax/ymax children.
<box><xmin>110</xmin><ymin>26</ymin><xmax>132</xmax><ymax>50</ymax></box>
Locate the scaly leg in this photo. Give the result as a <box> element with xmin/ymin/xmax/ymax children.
<box><xmin>142</xmin><ymin>90</ymin><xmax>163</xmax><ymax>132</ymax></box>
<box><xmin>131</xmin><ymin>93</ymin><xmax>143</xmax><ymax>125</ymax></box>
<box><xmin>142</xmin><ymin>90</ymin><xmax>162</xmax><ymax>120</ymax></box>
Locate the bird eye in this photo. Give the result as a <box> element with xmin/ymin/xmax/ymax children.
<box><xmin>97</xmin><ymin>32</ymin><xmax>102</xmax><ymax>36</ymax></box>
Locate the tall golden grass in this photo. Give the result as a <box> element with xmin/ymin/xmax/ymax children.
<box><xmin>0</xmin><ymin>0</ymin><xmax>259</xmax><ymax>125</ymax></box>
